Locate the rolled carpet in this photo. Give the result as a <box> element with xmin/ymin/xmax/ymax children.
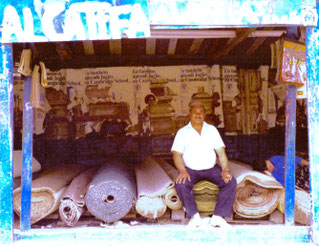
<box><xmin>135</xmin><ymin>196</ymin><xmax>167</xmax><ymax>218</ymax></box>
<box><xmin>229</xmin><ymin>160</ymin><xmax>283</xmax><ymax>218</ymax></box>
<box><xmin>162</xmin><ymin>187</ymin><xmax>183</xmax><ymax>211</ymax></box>
<box><xmin>59</xmin><ymin>167</ymin><xmax>98</xmax><ymax>226</ymax></box>
<box><xmin>13</xmin><ymin>163</ymin><xmax>88</xmax><ymax>224</ymax></box>
<box><xmin>154</xmin><ymin>157</ymin><xmax>183</xmax><ymax>210</ymax></box>
<box><xmin>85</xmin><ymin>158</ymin><xmax>136</xmax><ymax>223</ymax></box>
<box><xmin>135</xmin><ymin>156</ymin><xmax>173</xmax><ymax>218</ymax></box>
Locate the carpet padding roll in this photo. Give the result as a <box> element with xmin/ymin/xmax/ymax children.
<box><xmin>85</xmin><ymin>158</ymin><xmax>136</xmax><ymax>223</ymax></box>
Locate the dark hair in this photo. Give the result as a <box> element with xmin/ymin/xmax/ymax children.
<box><xmin>252</xmin><ymin>158</ymin><xmax>268</xmax><ymax>172</ymax></box>
<box><xmin>144</xmin><ymin>94</ymin><xmax>156</xmax><ymax>104</ymax></box>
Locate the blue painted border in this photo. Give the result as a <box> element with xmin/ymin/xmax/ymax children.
<box><xmin>0</xmin><ymin>43</ymin><xmax>14</xmax><ymax>245</ymax></box>
<box><xmin>0</xmin><ymin>0</ymin><xmax>318</xmax><ymax>244</ymax></box>
<box><xmin>14</xmin><ymin>226</ymin><xmax>312</xmax><ymax>245</ymax></box>
<box><xmin>306</xmin><ymin>1</ymin><xmax>319</xmax><ymax>242</ymax></box>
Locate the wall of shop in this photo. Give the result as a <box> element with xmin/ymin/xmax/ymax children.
<box><xmin>12</xmin><ymin>64</ymin><xmax>308</xmax><ymax>168</ymax></box>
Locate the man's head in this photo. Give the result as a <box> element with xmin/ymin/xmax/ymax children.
<box><xmin>253</xmin><ymin>158</ymin><xmax>274</xmax><ymax>173</ymax></box>
<box><xmin>145</xmin><ymin>94</ymin><xmax>156</xmax><ymax>105</ymax></box>
<box><xmin>189</xmin><ymin>99</ymin><xmax>206</xmax><ymax>126</ymax></box>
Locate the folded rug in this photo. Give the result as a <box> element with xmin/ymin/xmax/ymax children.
<box><xmin>13</xmin><ymin>163</ymin><xmax>87</xmax><ymax>224</ymax></box>
<box><xmin>229</xmin><ymin>160</ymin><xmax>283</xmax><ymax>218</ymax></box>
<box><xmin>193</xmin><ymin>180</ymin><xmax>219</xmax><ymax>216</ymax></box>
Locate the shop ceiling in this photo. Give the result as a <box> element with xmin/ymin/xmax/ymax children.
<box><xmin>13</xmin><ymin>27</ymin><xmax>291</xmax><ymax>70</ymax></box>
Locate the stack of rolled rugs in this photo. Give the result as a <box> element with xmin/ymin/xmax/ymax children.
<box><xmin>14</xmin><ymin>158</ymin><xmax>137</xmax><ymax>226</ymax></box>
<box><xmin>229</xmin><ymin>160</ymin><xmax>310</xmax><ymax>225</ymax></box>
<box><xmin>13</xmin><ymin>163</ymin><xmax>89</xmax><ymax>225</ymax></box>
<box><xmin>193</xmin><ymin>181</ymin><xmax>219</xmax><ymax>216</ymax></box>
<box><xmin>135</xmin><ymin>156</ymin><xmax>183</xmax><ymax>219</ymax></box>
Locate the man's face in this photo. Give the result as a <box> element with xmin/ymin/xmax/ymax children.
<box><xmin>265</xmin><ymin>160</ymin><xmax>274</xmax><ymax>173</ymax></box>
<box><xmin>190</xmin><ymin>106</ymin><xmax>206</xmax><ymax>125</ymax></box>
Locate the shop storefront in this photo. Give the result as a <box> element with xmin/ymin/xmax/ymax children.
<box><xmin>1</xmin><ymin>0</ymin><xmax>319</xmax><ymax>244</ymax></box>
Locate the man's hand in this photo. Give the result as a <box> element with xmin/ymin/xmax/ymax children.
<box><xmin>215</xmin><ymin>147</ymin><xmax>232</xmax><ymax>183</ymax></box>
<box><xmin>221</xmin><ymin>170</ymin><xmax>232</xmax><ymax>184</ymax></box>
<box><xmin>175</xmin><ymin>170</ymin><xmax>191</xmax><ymax>184</ymax></box>
<box><xmin>172</xmin><ymin>151</ymin><xmax>191</xmax><ymax>184</ymax></box>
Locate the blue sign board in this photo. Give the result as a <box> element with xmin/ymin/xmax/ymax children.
<box><xmin>0</xmin><ymin>0</ymin><xmax>150</xmax><ymax>42</ymax></box>
<box><xmin>0</xmin><ymin>0</ymin><xmax>317</xmax><ymax>43</ymax></box>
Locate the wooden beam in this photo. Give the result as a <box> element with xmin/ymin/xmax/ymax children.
<box><xmin>167</xmin><ymin>38</ymin><xmax>178</xmax><ymax>55</ymax></box>
<box><xmin>82</xmin><ymin>40</ymin><xmax>95</xmax><ymax>55</ymax></box>
<box><xmin>245</xmin><ymin>37</ymin><xmax>267</xmax><ymax>56</ymax></box>
<box><xmin>40</xmin><ymin>53</ymin><xmax>270</xmax><ymax>69</ymax></box>
<box><xmin>206</xmin><ymin>39</ymin><xmax>221</xmax><ymax>59</ymax></box>
<box><xmin>210</xmin><ymin>28</ymin><xmax>257</xmax><ymax>62</ymax></box>
<box><xmin>109</xmin><ymin>39</ymin><xmax>122</xmax><ymax>55</ymax></box>
<box><xmin>146</xmin><ymin>38</ymin><xmax>156</xmax><ymax>55</ymax></box>
<box><xmin>246</xmin><ymin>28</ymin><xmax>274</xmax><ymax>56</ymax></box>
<box><xmin>188</xmin><ymin>38</ymin><xmax>204</xmax><ymax>55</ymax></box>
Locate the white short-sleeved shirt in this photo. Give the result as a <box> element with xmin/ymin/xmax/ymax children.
<box><xmin>171</xmin><ymin>122</ymin><xmax>225</xmax><ymax>170</ymax></box>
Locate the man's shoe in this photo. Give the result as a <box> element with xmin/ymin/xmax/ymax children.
<box><xmin>209</xmin><ymin>215</ymin><xmax>232</xmax><ymax>228</ymax></box>
<box><xmin>187</xmin><ymin>213</ymin><xmax>202</xmax><ymax>228</ymax></box>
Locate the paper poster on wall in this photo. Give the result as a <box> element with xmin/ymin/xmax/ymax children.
<box><xmin>279</xmin><ymin>39</ymin><xmax>307</xmax><ymax>86</ymax></box>
<box><xmin>221</xmin><ymin>66</ymin><xmax>239</xmax><ymax>102</ymax></box>
<box><xmin>24</xmin><ymin>64</ymin><xmax>232</xmax><ymax>139</ymax></box>
<box><xmin>209</xmin><ymin>65</ymin><xmax>224</xmax><ymax>128</ymax></box>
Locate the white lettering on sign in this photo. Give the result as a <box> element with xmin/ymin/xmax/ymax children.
<box><xmin>1</xmin><ymin>2</ymin><xmax>150</xmax><ymax>42</ymax></box>
<box><xmin>2</xmin><ymin>5</ymin><xmax>24</xmax><ymax>42</ymax></box>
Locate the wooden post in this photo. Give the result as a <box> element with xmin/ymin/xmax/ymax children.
<box><xmin>20</xmin><ymin>75</ymin><xmax>33</xmax><ymax>231</ymax></box>
<box><xmin>284</xmin><ymin>85</ymin><xmax>296</xmax><ymax>226</ymax></box>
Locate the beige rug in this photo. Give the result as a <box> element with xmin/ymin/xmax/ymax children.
<box><xmin>229</xmin><ymin>160</ymin><xmax>284</xmax><ymax>218</ymax></box>
<box><xmin>13</xmin><ymin>163</ymin><xmax>87</xmax><ymax>225</ymax></box>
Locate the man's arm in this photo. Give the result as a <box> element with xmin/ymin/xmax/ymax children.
<box><xmin>301</xmin><ymin>159</ymin><xmax>309</xmax><ymax>165</ymax></box>
<box><xmin>215</xmin><ymin>147</ymin><xmax>232</xmax><ymax>183</ymax></box>
<box><xmin>172</xmin><ymin>151</ymin><xmax>191</xmax><ymax>183</ymax></box>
